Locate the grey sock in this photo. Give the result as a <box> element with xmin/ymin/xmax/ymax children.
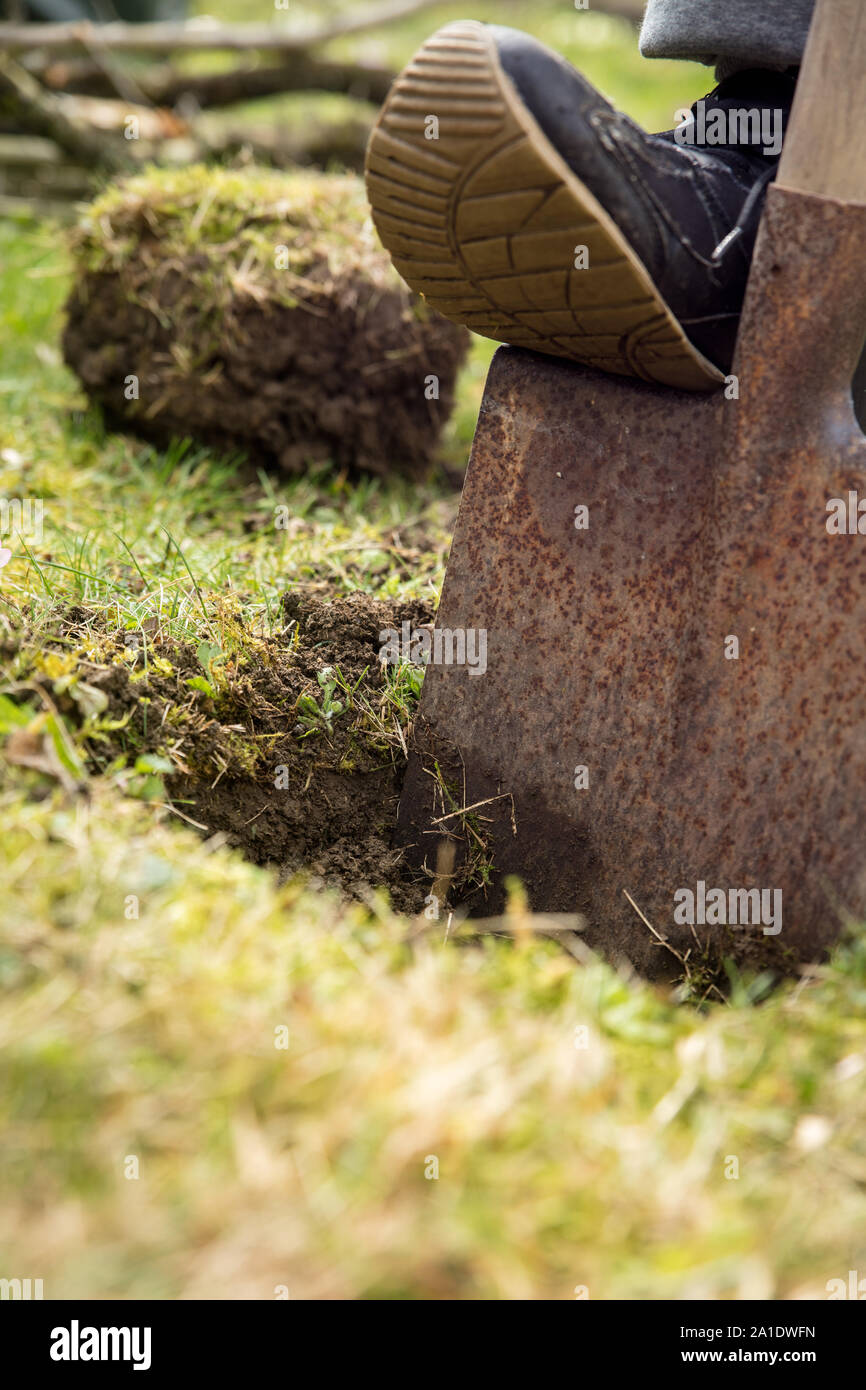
<box><xmin>639</xmin><ymin>0</ymin><xmax>814</xmax><ymax>73</ymax></box>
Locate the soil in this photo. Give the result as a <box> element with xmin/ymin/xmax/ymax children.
<box><xmin>30</xmin><ymin>592</ymin><xmax>439</xmax><ymax>913</ymax></box>
<box><xmin>168</xmin><ymin>591</ymin><xmax>434</xmax><ymax>910</ymax></box>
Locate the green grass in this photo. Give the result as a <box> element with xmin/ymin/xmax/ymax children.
<box><xmin>0</xmin><ymin>215</ymin><xmax>458</xmax><ymax>640</ymax></box>
<box><xmin>1</xmin><ymin>8</ymin><xmax>865</xmax><ymax>1301</ymax></box>
<box><xmin>1</xmin><ymin>779</ymin><xmax>865</xmax><ymax>1299</ymax></box>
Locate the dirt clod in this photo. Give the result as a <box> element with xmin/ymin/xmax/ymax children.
<box><xmin>62</xmin><ymin>166</ymin><xmax>470</xmax><ymax>478</ymax></box>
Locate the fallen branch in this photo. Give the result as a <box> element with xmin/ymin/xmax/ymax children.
<box><xmin>0</xmin><ymin>2</ymin><xmax>443</xmax><ymax>55</ymax></box>
<box><xmin>0</xmin><ymin>51</ymin><xmax>129</xmax><ymax>170</ymax></box>
<box><xmin>35</xmin><ymin>53</ymin><xmax>396</xmax><ymax>109</ymax></box>
<box><xmin>0</xmin><ymin>2</ymin><xmax>644</xmax><ymax>56</ymax></box>
<box><xmin>76</xmin><ymin>22</ymin><xmax>153</xmax><ymax>108</ymax></box>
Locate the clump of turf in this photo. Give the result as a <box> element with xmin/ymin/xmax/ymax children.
<box><xmin>3</xmin><ymin>591</ymin><xmax>437</xmax><ymax>910</ymax></box>
<box><xmin>62</xmin><ymin>165</ymin><xmax>470</xmax><ymax>477</ymax></box>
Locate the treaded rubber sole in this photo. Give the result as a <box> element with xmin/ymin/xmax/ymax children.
<box><xmin>365</xmin><ymin>20</ymin><xmax>724</xmax><ymax>391</ymax></box>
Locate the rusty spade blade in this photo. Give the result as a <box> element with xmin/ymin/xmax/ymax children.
<box><xmin>397</xmin><ymin>134</ymin><xmax>866</xmax><ymax>976</ymax></box>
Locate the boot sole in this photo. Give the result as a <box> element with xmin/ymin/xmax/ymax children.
<box><xmin>365</xmin><ymin>20</ymin><xmax>724</xmax><ymax>391</ymax></box>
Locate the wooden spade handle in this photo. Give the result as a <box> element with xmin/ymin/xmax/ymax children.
<box><xmin>777</xmin><ymin>0</ymin><xmax>866</xmax><ymax>202</ymax></box>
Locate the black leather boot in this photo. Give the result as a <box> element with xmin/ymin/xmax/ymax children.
<box><xmin>365</xmin><ymin>21</ymin><xmax>797</xmax><ymax>390</ymax></box>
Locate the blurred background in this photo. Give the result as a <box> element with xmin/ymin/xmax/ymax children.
<box><xmin>0</xmin><ymin>1</ymin><xmax>707</xmax><ymax>217</ymax></box>
<box><xmin>0</xmin><ymin>0</ymin><xmax>711</xmax><ymax>473</ymax></box>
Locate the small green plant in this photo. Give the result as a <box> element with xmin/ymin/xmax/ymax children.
<box><xmin>0</xmin><ymin>693</ymin><xmax>34</xmax><ymax>733</ymax></box>
<box><xmin>185</xmin><ymin>639</ymin><xmax>226</xmax><ymax>699</ymax></box>
<box><xmin>125</xmin><ymin>752</ymin><xmax>174</xmax><ymax>801</ymax></box>
<box><xmin>294</xmin><ymin>666</ymin><xmax>348</xmax><ymax>738</ymax></box>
